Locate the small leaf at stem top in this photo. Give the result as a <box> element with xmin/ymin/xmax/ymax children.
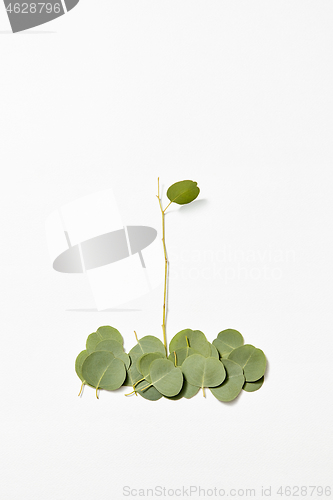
<box><xmin>166</xmin><ymin>180</ymin><xmax>200</xmax><ymax>205</ymax></box>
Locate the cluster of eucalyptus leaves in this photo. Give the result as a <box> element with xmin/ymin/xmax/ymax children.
<box><xmin>75</xmin><ymin>326</ymin><xmax>266</xmax><ymax>401</ymax></box>
<box><xmin>75</xmin><ymin>179</ymin><xmax>267</xmax><ymax>402</ymax></box>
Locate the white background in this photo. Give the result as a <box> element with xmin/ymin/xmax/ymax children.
<box><xmin>1</xmin><ymin>2</ymin><xmax>332</xmax><ymax>499</ymax></box>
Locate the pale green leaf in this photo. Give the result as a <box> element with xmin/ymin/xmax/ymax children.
<box><xmin>137</xmin><ymin>352</ymin><xmax>166</xmax><ymax>381</ymax></box>
<box><xmin>142</xmin><ymin>359</ymin><xmax>183</xmax><ymax>397</ymax></box>
<box><xmin>165</xmin><ymin>379</ymin><xmax>199</xmax><ymax>400</ymax></box>
<box><xmin>212</xmin><ymin>329</ymin><xmax>244</xmax><ymax>358</ymax></box>
<box><xmin>182</xmin><ymin>354</ymin><xmax>226</xmax><ymax>388</ymax></box>
<box><xmin>169</xmin><ymin>329</ymin><xmax>211</xmax><ymax>357</ymax></box>
<box><xmin>210</xmin><ymin>359</ymin><xmax>245</xmax><ymax>402</ymax></box>
<box><xmin>168</xmin><ymin>346</ymin><xmax>198</xmax><ymax>366</ymax></box>
<box><xmin>129</xmin><ymin>335</ymin><xmax>166</xmax><ymax>360</ymax></box>
<box><xmin>209</xmin><ymin>343</ymin><xmax>219</xmax><ymax>359</ymax></box>
<box><xmin>95</xmin><ymin>339</ymin><xmax>130</xmax><ymax>369</ymax></box>
<box><xmin>75</xmin><ymin>350</ymin><xmax>89</xmax><ymax>382</ymax></box>
<box><xmin>123</xmin><ymin>361</ymin><xmax>142</xmax><ymax>387</ymax></box>
<box><xmin>82</xmin><ymin>351</ymin><xmax>126</xmax><ymax>391</ymax></box>
<box><xmin>243</xmin><ymin>376</ymin><xmax>265</xmax><ymax>392</ymax></box>
<box><xmin>228</xmin><ymin>344</ymin><xmax>266</xmax><ymax>382</ymax></box>
<box><xmin>136</xmin><ymin>380</ymin><xmax>163</xmax><ymax>401</ymax></box>
<box><xmin>86</xmin><ymin>326</ymin><xmax>123</xmax><ymax>352</ymax></box>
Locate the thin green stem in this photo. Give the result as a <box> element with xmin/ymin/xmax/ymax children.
<box><xmin>157</xmin><ymin>177</ymin><xmax>169</xmax><ymax>356</ymax></box>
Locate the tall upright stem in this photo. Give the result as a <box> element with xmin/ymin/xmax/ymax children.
<box><xmin>157</xmin><ymin>178</ymin><xmax>168</xmax><ymax>356</ymax></box>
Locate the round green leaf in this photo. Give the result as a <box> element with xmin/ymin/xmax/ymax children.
<box><xmin>182</xmin><ymin>355</ymin><xmax>226</xmax><ymax>388</ymax></box>
<box><xmin>75</xmin><ymin>350</ymin><xmax>89</xmax><ymax>382</ymax></box>
<box><xmin>210</xmin><ymin>359</ymin><xmax>245</xmax><ymax>402</ymax></box>
<box><xmin>86</xmin><ymin>326</ymin><xmax>123</xmax><ymax>352</ymax></box>
<box><xmin>168</xmin><ymin>346</ymin><xmax>198</xmax><ymax>366</ymax></box>
<box><xmin>123</xmin><ymin>361</ymin><xmax>142</xmax><ymax>387</ymax></box>
<box><xmin>212</xmin><ymin>329</ymin><xmax>244</xmax><ymax>358</ymax></box>
<box><xmin>169</xmin><ymin>329</ymin><xmax>211</xmax><ymax>357</ymax></box>
<box><xmin>165</xmin><ymin>379</ymin><xmax>199</xmax><ymax>400</ymax></box>
<box><xmin>95</xmin><ymin>340</ymin><xmax>130</xmax><ymax>369</ymax></box>
<box><xmin>129</xmin><ymin>335</ymin><xmax>166</xmax><ymax>360</ymax></box>
<box><xmin>137</xmin><ymin>352</ymin><xmax>165</xmax><ymax>381</ymax></box>
<box><xmin>145</xmin><ymin>359</ymin><xmax>183</xmax><ymax>397</ymax></box>
<box><xmin>136</xmin><ymin>380</ymin><xmax>163</xmax><ymax>401</ymax></box>
<box><xmin>228</xmin><ymin>344</ymin><xmax>266</xmax><ymax>382</ymax></box>
<box><xmin>82</xmin><ymin>351</ymin><xmax>126</xmax><ymax>391</ymax></box>
<box><xmin>166</xmin><ymin>180</ymin><xmax>200</xmax><ymax>205</ymax></box>
<box><xmin>209</xmin><ymin>343</ymin><xmax>219</xmax><ymax>359</ymax></box>
<box><xmin>243</xmin><ymin>376</ymin><xmax>265</xmax><ymax>392</ymax></box>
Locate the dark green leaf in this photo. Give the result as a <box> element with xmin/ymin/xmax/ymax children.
<box><xmin>166</xmin><ymin>180</ymin><xmax>200</xmax><ymax>205</ymax></box>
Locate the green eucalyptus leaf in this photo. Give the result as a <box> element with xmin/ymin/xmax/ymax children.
<box><xmin>82</xmin><ymin>351</ymin><xmax>126</xmax><ymax>391</ymax></box>
<box><xmin>129</xmin><ymin>335</ymin><xmax>166</xmax><ymax>360</ymax></box>
<box><xmin>182</xmin><ymin>355</ymin><xmax>226</xmax><ymax>388</ymax></box>
<box><xmin>210</xmin><ymin>359</ymin><xmax>245</xmax><ymax>402</ymax></box>
<box><xmin>243</xmin><ymin>376</ymin><xmax>265</xmax><ymax>392</ymax></box>
<box><xmin>168</xmin><ymin>346</ymin><xmax>198</xmax><ymax>366</ymax></box>
<box><xmin>228</xmin><ymin>344</ymin><xmax>266</xmax><ymax>382</ymax></box>
<box><xmin>166</xmin><ymin>180</ymin><xmax>200</xmax><ymax>205</ymax></box>
<box><xmin>86</xmin><ymin>326</ymin><xmax>123</xmax><ymax>352</ymax></box>
<box><xmin>144</xmin><ymin>359</ymin><xmax>183</xmax><ymax>397</ymax></box>
<box><xmin>212</xmin><ymin>329</ymin><xmax>244</xmax><ymax>358</ymax></box>
<box><xmin>123</xmin><ymin>361</ymin><xmax>142</xmax><ymax>387</ymax></box>
<box><xmin>136</xmin><ymin>380</ymin><xmax>163</xmax><ymax>401</ymax></box>
<box><xmin>137</xmin><ymin>352</ymin><xmax>165</xmax><ymax>381</ymax></box>
<box><xmin>75</xmin><ymin>350</ymin><xmax>89</xmax><ymax>382</ymax></box>
<box><xmin>165</xmin><ymin>379</ymin><xmax>199</xmax><ymax>400</ymax></box>
<box><xmin>95</xmin><ymin>340</ymin><xmax>130</xmax><ymax>369</ymax></box>
<box><xmin>169</xmin><ymin>329</ymin><xmax>211</xmax><ymax>357</ymax></box>
<box><xmin>209</xmin><ymin>343</ymin><xmax>219</xmax><ymax>359</ymax></box>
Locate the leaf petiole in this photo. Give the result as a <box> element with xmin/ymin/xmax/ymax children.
<box><xmin>125</xmin><ymin>390</ymin><xmax>137</xmax><ymax>397</ymax></box>
<box><xmin>140</xmin><ymin>383</ymin><xmax>153</xmax><ymax>392</ymax></box>
<box><xmin>78</xmin><ymin>381</ymin><xmax>85</xmax><ymax>397</ymax></box>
